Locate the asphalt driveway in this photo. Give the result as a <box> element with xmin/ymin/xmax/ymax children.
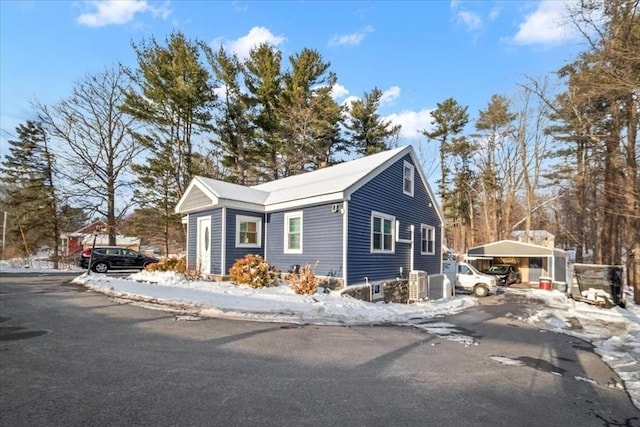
<box><xmin>1</xmin><ymin>273</ymin><xmax>638</xmax><ymax>426</ymax></box>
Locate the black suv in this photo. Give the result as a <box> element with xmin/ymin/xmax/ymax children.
<box><xmin>483</xmin><ymin>264</ymin><xmax>522</xmax><ymax>286</ymax></box>
<box><xmin>79</xmin><ymin>246</ymin><xmax>159</xmax><ymax>273</ymax></box>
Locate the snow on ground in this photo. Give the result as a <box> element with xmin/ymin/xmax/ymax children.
<box><xmin>1</xmin><ymin>260</ymin><xmax>639</xmax><ymax>409</ymax></box>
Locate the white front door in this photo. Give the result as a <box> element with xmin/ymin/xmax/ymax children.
<box><xmin>197</xmin><ymin>216</ymin><xmax>211</xmax><ymax>275</ymax></box>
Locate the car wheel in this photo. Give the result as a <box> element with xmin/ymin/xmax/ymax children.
<box><xmin>474</xmin><ymin>285</ymin><xmax>489</xmax><ymax>297</ymax></box>
<box><xmin>92</xmin><ymin>262</ymin><xmax>108</xmax><ymax>273</ymax></box>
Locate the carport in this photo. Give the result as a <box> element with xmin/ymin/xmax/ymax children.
<box><xmin>465</xmin><ymin>240</ymin><xmax>568</xmax><ymax>285</ymax></box>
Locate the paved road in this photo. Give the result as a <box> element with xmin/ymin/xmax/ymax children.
<box><xmin>1</xmin><ymin>273</ymin><xmax>638</xmax><ymax>427</ymax></box>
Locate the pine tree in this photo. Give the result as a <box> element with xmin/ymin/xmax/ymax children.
<box><xmin>345</xmin><ymin>87</ymin><xmax>400</xmax><ymax>156</ymax></box>
<box><xmin>124</xmin><ymin>31</ymin><xmax>216</xmax><ymax>197</ymax></box>
<box><xmin>123</xmin><ymin>32</ymin><xmax>216</xmax><ymax>252</ymax></box>
<box><xmin>0</xmin><ymin>121</ymin><xmax>61</xmax><ymax>266</ymax></box>
<box><xmin>280</xmin><ymin>48</ymin><xmax>346</xmax><ymax>173</ymax></box>
<box><xmin>200</xmin><ymin>44</ymin><xmax>254</xmax><ymax>184</ymax></box>
<box><xmin>422</xmin><ymin>98</ymin><xmax>469</xmax><ymax>206</ymax></box>
<box><xmin>243</xmin><ymin>43</ymin><xmax>285</xmax><ymax>181</ymax></box>
<box><xmin>474</xmin><ymin>94</ymin><xmax>518</xmax><ymax>241</ymax></box>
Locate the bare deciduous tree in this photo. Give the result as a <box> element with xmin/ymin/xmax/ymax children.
<box><xmin>37</xmin><ymin>66</ymin><xmax>143</xmax><ymax>245</ymax></box>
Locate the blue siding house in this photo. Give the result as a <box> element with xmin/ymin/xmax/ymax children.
<box><xmin>175</xmin><ymin>145</ymin><xmax>445</xmax><ymax>287</ymax></box>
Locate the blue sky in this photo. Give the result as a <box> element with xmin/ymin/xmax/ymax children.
<box><xmin>0</xmin><ymin>0</ymin><xmax>587</xmax><ymax>163</ymax></box>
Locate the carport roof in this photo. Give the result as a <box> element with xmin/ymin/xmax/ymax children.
<box><xmin>467</xmin><ymin>240</ymin><xmax>566</xmax><ymax>258</ymax></box>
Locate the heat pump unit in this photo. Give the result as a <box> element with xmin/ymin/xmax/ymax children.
<box><xmin>408</xmin><ymin>270</ymin><xmax>428</xmax><ymax>303</ymax></box>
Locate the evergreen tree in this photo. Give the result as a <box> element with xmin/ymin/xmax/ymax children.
<box><xmin>201</xmin><ymin>44</ymin><xmax>254</xmax><ymax>184</ymax></box>
<box><xmin>473</xmin><ymin>94</ymin><xmax>519</xmax><ymax>242</ymax></box>
<box><xmin>280</xmin><ymin>48</ymin><xmax>346</xmax><ymax>174</ymax></box>
<box><xmin>421</xmin><ymin>97</ymin><xmax>469</xmax><ymax>202</ymax></box>
<box><xmin>448</xmin><ymin>136</ymin><xmax>478</xmax><ymax>251</ymax></box>
<box><xmin>124</xmin><ymin>32</ymin><xmax>216</xmax><ymax>251</ymax></box>
<box><xmin>345</xmin><ymin>87</ymin><xmax>400</xmax><ymax>156</ymax></box>
<box><xmin>131</xmin><ymin>145</ymin><xmax>180</xmax><ymax>256</ymax></box>
<box><xmin>124</xmin><ymin>31</ymin><xmax>216</xmax><ymax>197</ymax></box>
<box><xmin>0</xmin><ymin>121</ymin><xmax>61</xmax><ymax>266</ymax></box>
<box><xmin>243</xmin><ymin>43</ymin><xmax>284</xmax><ymax>181</ymax></box>
<box><xmin>58</xmin><ymin>204</ymin><xmax>89</xmax><ymax>232</ymax></box>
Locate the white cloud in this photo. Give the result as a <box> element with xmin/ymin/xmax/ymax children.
<box><xmin>456</xmin><ymin>10</ymin><xmax>483</xmax><ymax>31</ymax></box>
<box><xmin>511</xmin><ymin>1</ymin><xmax>576</xmax><ymax>46</ymax></box>
<box><xmin>76</xmin><ymin>0</ymin><xmax>170</xmax><ymax>27</ymax></box>
<box><xmin>488</xmin><ymin>6</ymin><xmax>500</xmax><ymax>21</ymax></box>
<box><xmin>215</xmin><ymin>26</ymin><xmax>287</xmax><ymax>59</ymax></box>
<box><xmin>331</xmin><ymin>83</ymin><xmax>349</xmax><ymax>100</ymax></box>
<box><xmin>232</xmin><ymin>1</ymin><xmax>249</xmax><ymax>13</ymax></box>
<box><xmin>385</xmin><ymin>108</ymin><xmax>433</xmax><ymax>139</ymax></box>
<box><xmin>450</xmin><ymin>1</ymin><xmax>484</xmax><ymax>32</ymax></box>
<box><xmin>340</xmin><ymin>95</ymin><xmax>360</xmax><ymax>109</ymax></box>
<box><xmin>328</xmin><ymin>26</ymin><xmax>374</xmax><ymax>47</ymax></box>
<box><xmin>380</xmin><ymin>86</ymin><xmax>401</xmax><ymax>106</ymax></box>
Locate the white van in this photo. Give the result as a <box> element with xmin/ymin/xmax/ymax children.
<box><xmin>455</xmin><ymin>262</ymin><xmax>498</xmax><ymax>297</ymax></box>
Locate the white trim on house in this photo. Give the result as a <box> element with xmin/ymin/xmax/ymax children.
<box><xmin>264</xmin><ymin>192</ymin><xmax>345</xmax><ymax>212</ymax></box>
<box><xmin>410</xmin><ymin>224</ymin><xmax>415</xmax><ymax>271</ymax></box>
<box><xmin>284</xmin><ymin>211</ymin><xmax>303</xmax><ymax>254</ymax></box>
<box><xmin>221</xmin><ymin>208</ymin><xmax>226</xmax><ymax>276</ymax></box>
<box><xmin>176</xmin><ymin>146</ymin><xmax>442</xmax><ymax>219</ymax></box>
<box><xmin>342</xmin><ymin>200</ymin><xmax>349</xmax><ymax>286</ymax></box>
<box><xmin>371</xmin><ymin>211</ymin><xmax>395</xmax><ymax>253</ymax></box>
<box><xmin>196</xmin><ymin>216</ymin><xmax>212</xmax><ymax>275</ymax></box>
<box><xmin>175</xmin><ymin>146</ymin><xmax>445</xmax><ymax>232</ymax></box>
<box><xmin>219</xmin><ymin>200</ymin><xmax>266</xmax><ymax>212</ymax></box>
<box><xmin>395</xmin><ymin>220</ymin><xmax>412</xmax><ymax>244</ymax></box>
<box><xmin>235</xmin><ymin>214</ymin><xmax>262</xmax><ymax>248</ymax></box>
<box><xmin>421</xmin><ymin>224</ymin><xmax>436</xmax><ymax>255</ymax></box>
<box><xmin>403</xmin><ymin>160</ymin><xmax>415</xmax><ymax>197</ymax></box>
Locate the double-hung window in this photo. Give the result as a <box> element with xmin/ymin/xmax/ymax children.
<box><xmin>236</xmin><ymin>215</ymin><xmax>261</xmax><ymax>248</ymax></box>
<box><xmin>371</xmin><ymin>212</ymin><xmax>394</xmax><ymax>253</ymax></box>
<box><xmin>421</xmin><ymin>224</ymin><xmax>435</xmax><ymax>255</ymax></box>
<box><xmin>284</xmin><ymin>212</ymin><xmax>303</xmax><ymax>254</ymax></box>
<box><xmin>403</xmin><ymin>161</ymin><xmax>414</xmax><ymax>197</ymax></box>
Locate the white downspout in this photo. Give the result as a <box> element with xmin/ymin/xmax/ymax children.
<box><xmin>410</xmin><ymin>224</ymin><xmax>415</xmax><ymax>272</ymax></box>
<box><xmin>342</xmin><ymin>201</ymin><xmax>348</xmax><ymax>286</ymax></box>
<box><xmin>221</xmin><ymin>207</ymin><xmax>226</xmax><ymax>276</ymax></box>
<box><xmin>395</xmin><ymin>221</ymin><xmax>414</xmax><ymax>273</ymax></box>
<box><xmin>264</xmin><ymin>213</ymin><xmax>268</xmax><ymax>261</ymax></box>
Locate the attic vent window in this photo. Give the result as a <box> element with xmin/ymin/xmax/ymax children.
<box><xmin>403</xmin><ymin>161</ymin><xmax>414</xmax><ymax>197</ymax></box>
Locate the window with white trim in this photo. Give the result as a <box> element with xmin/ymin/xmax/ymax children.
<box><xmin>284</xmin><ymin>212</ymin><xmax>303</xmax><ymax>254</ymax></box>
<box><xmin>371</xmin><ymin>212</ymin><xmax>395</xmax><ymax>253</ymax></box>
<box><xmin>236</xmin><ymin>215</ymin><xmax>262</xmax><ymax>248</ymax></box>
<box><xmin>421</xmin><ymin>224</ymin><xmax>435</xmax><ymax>255</ymax></box>
<box><xmin>403</xmin><ymin>161</ymin><xmax>414</xmax><ymax>197</ymax></box>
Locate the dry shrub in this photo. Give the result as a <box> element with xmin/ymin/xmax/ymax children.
<box><xmin>146</xmin><ymin>257</ymin><xmax>202</xmax><ymax>279</ymax></box>
<box><xmin>229</xmin><ymin>254</ymin><xmax>279</xmax><ymax>288</ymax></box>
<box><xmin>289</xmin><ymin>262</ymin><xmax>319</xmax><ymax>295</ymax></box>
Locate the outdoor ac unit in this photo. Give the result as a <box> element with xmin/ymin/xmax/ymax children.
<box><xmin>408</xmin><ymin>270</ymin><xmax>428</xmax><ymax>303</ymax></box>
